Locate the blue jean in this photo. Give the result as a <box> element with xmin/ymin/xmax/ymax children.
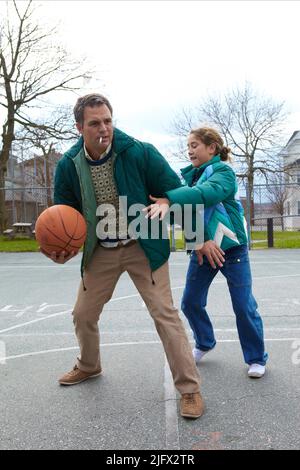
<box><xmin>181</xmin><ymin>245</ymin><xmax>268</xmax><ymax>366</ymax></box>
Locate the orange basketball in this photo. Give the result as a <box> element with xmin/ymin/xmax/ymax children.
<box><xmin>35</xmin><ymin>205</ymin><xmax>87</xmax><ymax>255</ymax></box>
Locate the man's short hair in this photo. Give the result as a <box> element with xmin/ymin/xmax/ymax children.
<box><xmin>74</xmin><ymin>93</ymin><xmax>113</xmax><ymax>124</ymax></box>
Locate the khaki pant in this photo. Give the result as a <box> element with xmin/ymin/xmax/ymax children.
<box><xmin>73</xmin><ymin>241</ymin><xmax>200</xmax><ymax>394</ymax></box>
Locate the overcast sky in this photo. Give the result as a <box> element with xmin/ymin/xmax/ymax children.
<box><xmin>5</xmin><ymin>1</ymin><xmax>300</xmax><ymax>165</ymax></box>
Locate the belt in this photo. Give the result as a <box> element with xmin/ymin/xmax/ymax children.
<box><xmin>99</xmin><ymin>239</ymin><xmax>137</xmax><ymax>249</ymax></box>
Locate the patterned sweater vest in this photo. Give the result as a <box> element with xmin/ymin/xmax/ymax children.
<box><xmin>87</xmin><ymin>153</ymin><xmax>128</xmax><ymax>240</ymax></box>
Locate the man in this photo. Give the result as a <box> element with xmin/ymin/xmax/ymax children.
<box><xmin>44</xmin><ymin>93</ymin><xmax>204</xmax><ymax>419</ymax></box>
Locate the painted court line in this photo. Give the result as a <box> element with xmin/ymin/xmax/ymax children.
<box><xmin>3</xmin><ymin>341</ymin><xmax>157</xmax><ymax>361</ymax></box>
<box><xmin>2</xmin><ymin>327</ymin><xmax>300</xmax><ymax>337</ymax></box>
<box><xmin>2</xmin><ymin>337</ymin><xmax>298</xmax><ymax>450</ymax></box>
<box><xmin>164</xmin><ymin>358</ymin><xmax>180</xmax><ymax>450</ymax></box>
<box><xmin>0</xmin><ymin>294</ymin><xmax>142</xmax><ymax>334</ymax></box>
<box><xmin>2</xmin><ymin>337</ymin><xmax>299</xmax><ymax>362</ymax></box>
<box><xmin>0</xmin><ymin>265</ymin><xmax>77</xmax><ymax>269</ymax></box>
<box><xmin>1</xmin><ymin>271</ymin><xmax>299</xmax><ymax>334</ymax></box>
<box><xmin>0</xmin><ymin>310</ymin><xmax>73</xmax><ymax>334</ymax></box>
<box><xmin>1</xmin><ymin>261</ymin><xmax>299</xmax><ymax>270</ymax></box>
<box><xmin>170</xmin><ymin>261</ymin><xmax>300</xmax><ymax>266</ymax></box>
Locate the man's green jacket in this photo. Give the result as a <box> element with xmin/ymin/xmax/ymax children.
<box><xmin>54</xmin><ymin>128</ymin><xmax>182</xmax><ymax>274</ymax></box>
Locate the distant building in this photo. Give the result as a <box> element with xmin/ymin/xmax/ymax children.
<box><xmin>20</xmin><ymin>150</ymin><xmax>61</xmax><ymax>188</ymax></box>
<box><xmin>5</xmin><ymin>150</ymin><xmax>61</xmax><ymax>225</ymax></box>
<box><xmin>280</xmin><ymin>131</ymin><xmax>300</xmax><ymax>230</ymax></box>
<box><xmin>239</xmin><ymin>196</ymin><xmax>282</xmax><ymax>230</ymax></box>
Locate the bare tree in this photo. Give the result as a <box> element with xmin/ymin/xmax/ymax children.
<box><xmin>266</xmin><ymin>174</ymin><xmax>291</xmax><ymax>231</ymax></box>
<box><xmin>170</xmin><ymin>83</ymin><xmax>288</xmax><ymax>221</ymax></box>
<box><xmin>13</xmin><ymin>105</ymin><xmax>78</xmax><ymax>206</ymax></box>
<box><xmin>0</xmin><ymin>0</ymin><xmax>90</xmax><ymax>230</ymax></box>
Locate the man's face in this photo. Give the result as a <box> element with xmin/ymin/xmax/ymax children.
<box><xmin>76</xmin><ymin>104</ymin><xmax>113</xmax><ymax>154</ymax></box>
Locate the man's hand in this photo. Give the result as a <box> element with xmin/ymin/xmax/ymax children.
<box><xmin>143</xmin><ymin>195</ymin><xmax>170</xmax><ymax>220</ymax></box>
<box><xmin>40</xmin><ymin>248</ymin><xmax>78</xmax><ymax>264</ymax></box>
<box><xmin>196</xmin><ymin>240</ymin><xmax>225</xmax><ymax>269</ymax></box>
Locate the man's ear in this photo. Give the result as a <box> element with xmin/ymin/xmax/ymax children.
<box><xmin>76</xmin><ymin>122</ymin><xmax>83</xmax><ymax>134</ymax></box>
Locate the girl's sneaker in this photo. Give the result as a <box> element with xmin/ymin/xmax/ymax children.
<box><xmin>248</xmin><ymin>363</ymin><xmax>265</xmax><ymax>378</ymax></box>
<box><xmin>192</xmin><ymin>348</ymin><xmax>208</xmax><ymax>364</ymax></box>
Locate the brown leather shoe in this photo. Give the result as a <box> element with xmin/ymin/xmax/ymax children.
<box><xmin>59</xmin><ymin>365</ymin><xmax>102</xmax><ymax>385</ymax></box>
<box><xmin>180</xmin><ymin>392</ymin><xmax>204</xmax><ymax>419</ymax></box>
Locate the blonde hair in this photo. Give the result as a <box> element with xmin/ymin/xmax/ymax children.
<box><xmin>190</xmin><ymin>127</ymin><xmax>232</xmax><ymax>162</ymax></box>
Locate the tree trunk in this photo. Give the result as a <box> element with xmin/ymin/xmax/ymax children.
<box><xmin>43</xmin><ymin>146</ymin><xmax>54</xmax><ymax>207</ymax></box>
<box><xmin>0</xmin><ymin>132</ymin><xmax>14</xmax><ymax>232</ymax></box>
<box><xmin>0</xmin><ymin>167</ymin><xmax>7</xmax><ymax>232</ymax></box>
<box><xmin>246</xmin><ymin>174</ymin><xmax>255</xmax><ymax>228</ymax></box>
<box><xmin>45</xmin><ymin>155</ymin><xmax>53</xmax><ymax>207</ymax></box>
<box><xmin>0</xmin><ymin>66</ymin><xmax>15</xmax><ymax>231</ymax></box>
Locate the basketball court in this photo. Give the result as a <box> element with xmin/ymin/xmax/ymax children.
<box><xmin>0</xmin><ymin>249</ymin><xmax>299</xmax><ymax>450</ymax></box>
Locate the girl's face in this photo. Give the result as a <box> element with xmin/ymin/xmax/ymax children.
<box><xmin>187</xmin><ymin>134</ymin><xmax>216</xmax><ymax>168</ymax></box>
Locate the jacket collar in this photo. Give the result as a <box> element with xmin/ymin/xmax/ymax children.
<box><xmin>180</xmin><ymin>155</ymin><xmax>221</xmax><ymax>185</ymax></box>
<box><xmin>64</xmin><ymin>127</ymin><xmax>135</xmax><ymax>160</ymax></box>
<box><xmin>112</xmin><ymin>127</ymin><xmax>135</xmax><ymax>154</ymax></box>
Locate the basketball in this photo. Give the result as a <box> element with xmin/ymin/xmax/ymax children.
<box><xmin>35</xmin><ymin>205</ymin><xmax>87</xmax><ymax>255</ymax></box>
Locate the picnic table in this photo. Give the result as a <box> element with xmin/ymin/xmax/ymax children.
<box><xmin>3</xmin><ymin>223</ymin><xmax>35</xmax><ymax>240</ymax></box>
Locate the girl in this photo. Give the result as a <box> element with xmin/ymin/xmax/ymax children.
<box><xmin>146</xmin><ymin>127</ymin><xmax>268</xmax><ymax>378</ymax></box>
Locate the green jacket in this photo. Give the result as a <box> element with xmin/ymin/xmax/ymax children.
<box><xmin>165</xmin><ymin>156</ymin><xmax>248</xmax><ymax>248</ymax></box>
<box><xmin>54</xmin><ymin>128</ymin><xmax>182</xmax><ymax>274</ymax></box>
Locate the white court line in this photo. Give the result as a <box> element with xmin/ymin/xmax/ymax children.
<box><xmin>249</xmin><ymin>261</ymin><xmax>300</xmax><ymax>264</ymax></box>
<box><xmin>1</xmin><ymin>261</ymin><xmax>299</xmax><ymax>269</ymax></box>
<box><xmin>0</xmin><ymin>266</ymin><xmax>77</xmax><ymax>269</ymax></box>
<box><xmin>172</xmin><ymin>273</ymin><xmax>300</xmax><ymax>283</ymax></box>
<box><xmin>2</xmin><ymin>337</ymin><xmax>299</xmax><ymax>451</ymax></box>
<box><xmin>2</xmin><ymin>327</ymin><xmax>300</xmax><ymax>337</ymax></box>
<box><xmin>252</xmin><ymin>274</ymin><xmax>300</xmax><ymax>281</ymax></box>
<box><xmin>2</xmin><ymin>337</ymin><xmax>299</xmax><ymax>361</ymax></box>
<box><xmin>170</xmin><ymin>261</ymin><xmax>300</xmax><ymax>266</ymax></box>
<box><xmin>0</xmin><ymin>310</ymin><xmax>73</xmax><ymax>334</ymax></box>
<box><xmin>164</xmin><ymin>358</ymin><xmax>180</xmax><ymax>450</ymax></box>
<box><xmin>0</xmin><ymin>293</ymin><xmax>141</xmax><ymax>335</ymax></box>
<box><xmin>177</xmin><ymin>274</ymin><xmax>300</xmax><ymax>282</ymax></box>
<box><xmin>0</xmin><ymin>272</ymin><xmax>300</xmax><ymax>335</ymax></box>
<box><xmin>3</xmin><ymin>341</ymin><xmax>157</xmax><ymax>361</ymax></box>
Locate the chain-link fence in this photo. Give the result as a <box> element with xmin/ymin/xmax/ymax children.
<box><xmin>168</xmin><ymin>182</ymin><xmax>300</xmax><ymax>250</ymax></box>
<box><xmin>1</xmin><ymin>148</ymin><xmax>60</xmax><ymax>227</ymax></box>
<box><xmin>1</xmin><ymin>182</ymin><xmax>300</xmax><ymax>248</ymax></box>
<box><xmin>1</xmin><ymin>186</ymin><xmax>53</xmax><ymax>226</ymax></box>
<box><xmin>241</xmin><ymin>182</ymin><xmax>300</xmax><ymax>248</ymax></box>
<box><xmin>247</xmin><ymin>183</ymin><xmax>299</xmax><ymax>229</ymax></box>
